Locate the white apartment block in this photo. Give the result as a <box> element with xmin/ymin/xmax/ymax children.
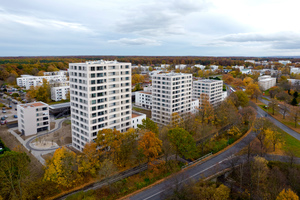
<box><xmin>258</xmin><ymin>75</ymin><xmax>276</xmax><ymax>91</ymax></box>
<box><xmin>210</xmin><ymin>65</ymin><xmax>219</xmax><ymax>71</ymax></box>
<box><xmin>194</xmin><ymin>65</ymin><xmax>206</xmax><ymax>70</ymax></box>
<box><xmin>191</xmin><ymin>98</ymin><xmax>199</xmax><ymax>114</ymax></box>
<box><xmin>17</xmin><ymin>102</ymin><xmax>50</xmax><ymax>136</ymax></box>
<box><xmin>192</xmin><ymin>79</ymin><xmax>223</xmax><ymax>107</ymax></box>
<box><xmin>232</xmin><ymin>65</ymin><xmax>244</xmax><ymax>71</ymax></box>
<box><xmin>132</xmin><ymin>111</ymin><xmax>146</xmax><ymax>129</ymax></box>
<box><xmin>278</xmin><ymin>60</ymin><xmax>291</xmax><ymax>65</ymax></box>
<box><xmin>288</xmin><ymin>79</ymin><xmax>300</xmax><ymax>85</ymax></box>
<box><xmin>175</xmin><ymin>64</ymin><xmax>187</xmax><ymax>70</ymax></box>
<box><xmin>151</xmin><ymin>73</ymin><xmax>193</xmax><ymax>126</ymax></box>
<box><xmin>135</xmin><ymin>91</ymin><xmax>152</xmax><ymax>109</ymax></box>
<box><xmin>17</xmin><ymin>74</ymin><xmax>67</xmax><ymax>89</ymax></box>
<box><xmin>44</xmin><ymin>70</ymin><xmax>68</xmax><ymax>76</ymax></box>
<box><xmin>290</xmin><ymin>67</ymin><xmax>300</xmax><ymax>74</ymax></box>
<box><xmin>51</xmin><ymin>85</ymin><xmax>70</xmax><ymax>101</ymax></box>
<box><xmin>69</xmin><ymin>60</ymin><xmax>132</xmax><ymax>151</ymax></box>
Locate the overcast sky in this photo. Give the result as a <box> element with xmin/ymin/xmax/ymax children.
<box><xmin>1</xmin><ymin>0</ymin><xmax>300</xmax><ymax>57</ymax></box>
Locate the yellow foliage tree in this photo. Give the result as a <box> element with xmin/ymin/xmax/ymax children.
<box><xmin>243</xmin><ymin>77</ymin><xmax>253</xmax><ymax>85</ymax></box>
<box><xmin>264</xmin><ymin>128</ymin><xmax>284</xmax><ymax>152</ymax></box>
<box><xmin>138</xmin><ymin>131</ymin><xmax>162</xmax><ymax>163</ymax></box>
<box><xmin>276</xmin><ymin>188</ymin><xmax>299</xmax><ymax>200</ymax></box>
<box><xmin>77</xmin><ymin>142</ymin><xmax>100</xmax><ymax>177</ymax></box>
<box><xmin>44</xmin><ymin>147</ymin><xmax>81</xmax><ymax>188</ymax></box>
<box><xmin>246</xmin><ymin>83</ymin><xmax>260</xmax><ymax>99</ymax></box>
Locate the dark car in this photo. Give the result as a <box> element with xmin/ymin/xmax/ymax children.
<box><xmin>14</xmin><ymin>115</ymin><xmax>17</xmax><ymax>118</ymax></box>
<box><xmin>15</xmin><ymin>108</ymin><xmax>17</xmax><ymax>111</ymax></box>
<box><xmin>0</xmin><ymin>117</ymin><xmax>5</xmax><ymax>120</ymax></box>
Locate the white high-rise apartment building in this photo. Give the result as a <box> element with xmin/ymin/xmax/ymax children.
<box><xmin>193</xmin><ymin>79</ymin><xmax>223</xmax><ymax>107</ymax></box>
<box><xmin>151</xmin><ymin>73</ymin><xmax>193</xmax><ymax>126</ymax></box>
<box><xmin>69</xmin><ymin>60</ymin><xmax>132</xmax><ymax>151</ymax></box>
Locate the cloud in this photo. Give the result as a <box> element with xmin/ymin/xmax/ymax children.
<box><xmin>116</xmin><ymin>0</ymin><xmax>211</xmax><ymax>36</ymax></box>
<box><xmin>108</xmin><ymin>38</ymin><xmax>161</xmax><ymax>46</ymax></box>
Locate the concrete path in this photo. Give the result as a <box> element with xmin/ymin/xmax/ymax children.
<box><xmin>9</xmin><ymin>117</ymin><xmax>70</xmax><ymax>165</ymax></box>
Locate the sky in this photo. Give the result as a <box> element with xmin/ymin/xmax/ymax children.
<box><xmin>1</xmin><ymin>0</ymin><xmax>300</xmax><ymax>57</ymax></box>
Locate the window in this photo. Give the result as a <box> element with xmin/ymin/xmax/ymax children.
<box><xmin>91</xmin><ymin>67</ymin><xmax>95</xmax><ymax>71</ymax></box>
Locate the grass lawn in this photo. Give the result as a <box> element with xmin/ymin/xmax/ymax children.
<box><xmin>133</xmin><ymin>106</ymin><xmax>151</xmax><ymax>118</ymax></box>
<box><xmin>276</xmin><ymin>127</ymin><xmax>300</xmax><ymax>157</ymax></box>
<box><xmin>262</xmin><ymin>97</ymin><xmax>270</xmax><ymax>101</ymax></box>
<box><xmin>48</xmin><ymin>99</ymin><xmax>70</xmax><ymax>105</ymax></box>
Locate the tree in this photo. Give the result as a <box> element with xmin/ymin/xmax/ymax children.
<box><xmin>276</xmin><ymin>91</ymin><xmax>291</xmax><ymax>102</ymax></box>
<box><xmin>77</xmin><ymin>142</ymin><xmax>100</xmax><ymax>177</ymax></box>
<box><xmin>235</xmin><ymin>91</ymin><xmax>249</xmax><ymax>107</ymax></box>
<box><xmin>291</xmin><ymin>98</ymin><xmax>298</xmax><ymax>106</ymax></box>
<box><xmin>0</xmin><ymin>151</ymin><xmax>30</xmax><ymax>200</ymax></box>
<box><xmin>264</xmin><ymin>128</ymin><xmax>283</xmax><ymax>152</ymax></box>
<box><xmin>276</xmin><ymin>188</ymin><xmax>299</xmax><ymax>200</ymax></box>
<box><xmin>269</xmin><ymin>86</ymin><xmax>281</xmax><ymax>98</ymax></box>
<box><xmin>44</xmin><ymin>147</ymin><xmax>81</xmax><ymax>188</ymax></box>
<box><xmin>269</xmin><ymin>99</ymin><xmax>279</xmax><ymax>115</ymax></box>
<box><xmin>138</xmin><ymin>131</ymin><xmax>162</xmax><ymax>163</ymax></box>
<box><xmin>98</xmin><ymin>159</ymin><xmax>117</xmax><ymax>191</ymax></box>
<box><xmin>222</xmin><ymin>74</ymin><xmax>234</xmax><ymax>84</ymax></box>
<box><xmin>289</xmin><ymin>106</ymin><xmax>300</xmax><ymax>128</ymax></box>
<box><xmin>137</xmin><ymin>117</ymin><xmax>159</xmax><ymax>135</ymax></box>
<box><xmin>281</xmin><ymin>101</ymin><xmax>290</xmax><ymax>119</ymax></box>
<box><xmin>36</xmin><ymin>79</ymin><xmax>51</xmax><ymax>103</ymax></box>
<box><xmin>238</xmin><ymin>106</ymin><xmax>256</xmax><ymax>126</ymax></box>
<box><xmin>132</xmin><ymin>74</ymin><xmax>145</xmax><ymax>85</ymax></box>
<box><xmin>246</xmin><ymin>83</ymin><xmax>260</xmax><ymax>99</ymax></box>
<box><xmin>168</xmin><ymin>127</ymin><xmax>196</xmax><ymax>160</ymax></box>
<box><xmin>232</xmin><ymin>78</ymin><xmax>245</xmax><ymax>87</ymax></box>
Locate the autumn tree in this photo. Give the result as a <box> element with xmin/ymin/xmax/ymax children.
<box><xmin>222</xmin><ymin>74</ymin><xmax>234</xmax><ymax>84</ymax></box>
<box><xmin>138</xmin><ymin>131</ymin><xmax>162</xmax><ymax>163</ymax></box>
<box><xmin>36</xmin><ymin>79</ymin><xmax>51</xmax><ymax>103</ymax></box>
<box><xmin>0</xmin><ymin>151</ymin><xmax>30</xmax><ymax>200</ymax></box>
<box><xmin>232</xmin><ymin>78</ymin><xmax>246</xmax><ymax>87</ymax></box>
<box><xmin>77</xmin><ymin>142</ymin><xmax>100</xmax><ymax>177</ymax></box>
<box><xmin>137</xmin><ymin>117</ymin><xmax>159</xmax><ymax>135</ymax></box>
<box><xmin>231</xmin><ymin>91</ymin><xmax>249</xmax><ymax>107</ymax></box>
<box><xmin>269</xmin><ymin>86</ymin><xmax>281</xmax><ymax>98</ymax></box>
<box><xmin>264</xmin><ymin>128</ymin><xmax>284</xmax><ymax>152</ymax></box>
<box><xmin>269</xmin><ymin>99</ymin><xmax>279</xmax><ymax>115</ymax></box>
<box><xmin>44</xmin><ymin>147</ymin><xmax>81</xmax><ymax>188</ymax></box>
<box><xmin>246</xmin><ymin>83</ymin><xmax>260</xmax><ymax>99</ymax></box>
<box><xmin>289</xmin><ymin>106</ymin><xmax>300</xmax><ymax>128</ymax></box>
<box><xmin>243</xmin><ymin>76</ymin><xmax>253</xmax><ymax>85</ymax></box>
<box><xmin>238</xmin><ymin>106</ymin><xmax>256</xmax><ymax>126</ymax></box>
<box><xmin>276</xmin><ymin>188</ymin><xmax>299</xmax><ymax>200</ymax></box>
<box><xmin>168</xmin><ymin>127</ymin><xmax>196</xmax><ymax>160</ymax></box>
<box><xmin>98</xmin><ymin>159</ymin><xmax>117</xmax><ymax>191</ymax></box>
<box><xmin>132</xmin><ymin>74</ymin><xmax>145</xmax><ymax>85</ymax></box>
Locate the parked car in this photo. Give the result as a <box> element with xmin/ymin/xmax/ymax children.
<box><xmin>15</xmin><ymin>108</ymin><xmax>17</xmax><ymax>111</ymax></box>
<box><xmin>0</xmin><ymin>121</ymin><xmax>5</xmax><ymax>125</ymax></box>
<box><xmin>0</xmin><ymin>117</ymin><xmax>5</xmax><ymax>120</ymax></box>
<box><xmin>2</xmin><ymin>110</ymin><xmax>6</xmax><ymax>113</ymax></box>
<box><xmin>4</xmin><ymin>115</ymin><xmax>8</xmax><ymax>118</ymax></box>
<box><xmin>14</xmin><ymin>115</ymin><xmax>17</xmax><ymax>118</ymax></box>
<box><xmin>9</xmin><ymin>105</ymin><xmax>12</xmax><ymax>108</ymax></box>
<box><xmin>2</xmin><ymin>107</ymin><xmax>5</xmax><ymax>110</ymax></box>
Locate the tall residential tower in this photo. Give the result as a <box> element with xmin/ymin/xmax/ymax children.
<box><xmin>69</xmin><ymin>60</ymin><xmax>132</xmax><ymax>151</ymax></box>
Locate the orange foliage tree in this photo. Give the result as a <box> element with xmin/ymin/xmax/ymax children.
<box><xmin>138</xmin><ymin>131</ymin><xmax>162</xmax><ymax>163</ymax></box>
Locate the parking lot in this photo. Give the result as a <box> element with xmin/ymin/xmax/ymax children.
<box><xmin>0</xmin><ymin>95</ymin><xmax>19</xmax><ymax>124</ymax></box>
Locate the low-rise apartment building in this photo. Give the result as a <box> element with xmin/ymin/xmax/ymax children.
<box><xmin>17</xmin><ymin>74</ymin><xmax>67</xmax><ymax>89</ymax></box>
<box><xmin>51</xmin><ymin>85</ymin><xmax>70</xmax><ymax>101</ymax></box>
<box><xmin>17</xmin><ymin>102</ymin><xmax>50</xmax><ymax>136</ymax></box>
<box><xmin>44</xmin><ymin>70</ymin><xmax>68</xmax><ymax>76</ymax></box>
<box><xmin>258</xmin><ymin>75</ymin><xmax>276</xmax><ymax>91</ymax></box>
<box><xmin>192</xmin><ymin>79</ymin><xmax>223</xmax><ymax>107</ymax></box>
<box><xmin>131</xmin><ymin>111</ymin><xmax>146</xmax><ymax>129</ymax></box>
<box><xmin>151</xmin><ymin>73</ymin><xmax>193</xmax><ymax>126</ymax></box>
<box><xmin>135</xmin><ymin>91</ymin><xmax>152</xmax><ymax>109</ymax></box>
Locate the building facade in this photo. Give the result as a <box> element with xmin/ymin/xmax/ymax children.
<box><xmin>258</xmin><ymin>75</ymin><xmax>276</xmax><ymax>91</ymax></box>
<box><xmin>135</xmin><ymin>91</ymin><xmax>152</xmax><ymax>109</ymax></box>
<box><xmin>17</xmin><ymin>74</ymin><xmax>67</xmax><ymax>89</ymax></box>
<box><xmin>44</xmin><ymin>70</ymin><xmax>68</xmax><ymax>76</ymax></box>
<box><xmin>192</xmin><ymin>79</ymin><xmax>223</xmax><ymax>107</ymax></box>
<box><xmin>17</xmin><ymin>102</ymin><xmax>50</xmax><ymax>136</ymax></box>
<box><xmin>69</xmin><ymin>60</ymin><xmax>132</xmax><ymax>151</ymax></box>
<box><xmin>131</xmin><ymin>111</ymin><xmax>146</xmax><ymax>129</ymax></box>
<box><xmin>51</xmin><ymin>85</ymin><xmax>70</xmax><ymax>101</ymax></box>
<box><xmin>151</xmin><ymin>73</ymin><xmax>193</xmax><ymax>126</ymax></box>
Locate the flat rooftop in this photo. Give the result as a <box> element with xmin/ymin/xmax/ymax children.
<box><xmin>153</xmin><ymin>72</ymin><xmax>192</xmax><ymax>77</ymax></box>
<box><xmin>20</xmin><ymin>102</ymin><xmax>48</xmax><ymax>108</ymax></box>
<box><xmin>194</xmin><ymin>79</ymin><xmax>222</xmax><ymax>83</ymax></box>
<box><xmin>49</xmin><ymin>102</ymin><xmax>70</xmax><ymax>109</ymax></box>
<box><xmin>138</xmin><ymin>91</ymin><xmax>152</xmax><ymax>95</ymax></box>
<box><xmin>132</xmin><ymin>111</ymin><xmax>146</xmax><ymax>119</ymax></box>
<box><xmin>70</xmin><ymin>60</ymin><xmax>131</xmax><ymax>65</ymax></box>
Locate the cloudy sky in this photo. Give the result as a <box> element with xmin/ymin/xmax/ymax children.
<box><xmin>1</xmin><ymin>0</ymin><xmax>300</xmax><ymax>57</ymax></box>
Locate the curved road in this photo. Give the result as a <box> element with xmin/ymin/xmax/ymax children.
<box><xmin>128</xmin><ymin>105</ymin><xmax>300</xmax><ymax>200</ymax></box>
<box><xmin>25</xmin><ymin>117</ymin><xmax>70</xmax><ymax>151</ymax></box>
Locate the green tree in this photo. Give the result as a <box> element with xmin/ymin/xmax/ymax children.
<box><xmin>291</xmin><ymin>98</ymin><xmax>298</xmax><ymax>106</ymax></box>
<box><xmin>168</xmin><ymin>127</ymin><xmax>196</xmax><ymax>160</ymax></box>
<box><xmin>235</xmin><ymin>90</ymin><xmax>249</xmax><ymax>107</ymax></box>
<box><xmin>137</xmin><ymin>117</ymin><xmax>159</xmax><ymax>135</ymax></box>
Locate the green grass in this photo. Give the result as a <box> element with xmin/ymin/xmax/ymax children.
<box><xmin>275</xmin><ymin>127</ymin><xmax>300</xmax><ymax>157</ymax></box>
<box><xmin>0</xmin><ymin>103</ymin><xmax>5</xmax><ymax>107</ymax></box>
